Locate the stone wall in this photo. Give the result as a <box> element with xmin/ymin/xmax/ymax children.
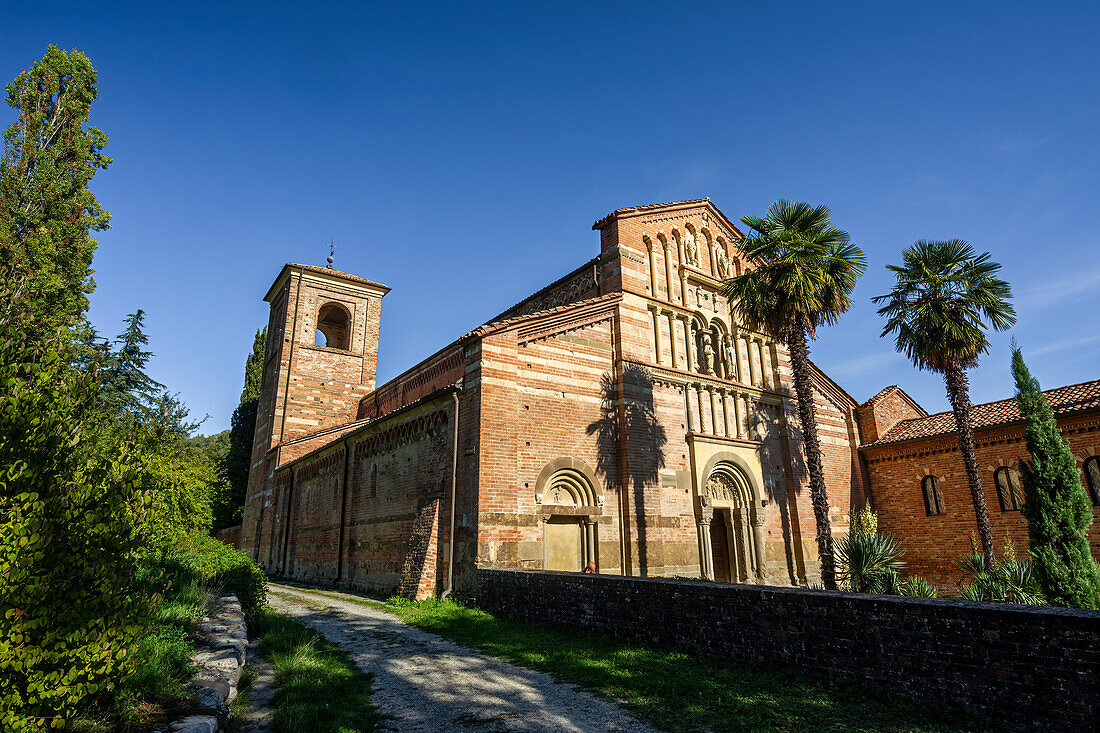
<box><xmin>476</xmin><ymin>568</ymin><xmax>1100</xmax><ymax>731</ymax></box>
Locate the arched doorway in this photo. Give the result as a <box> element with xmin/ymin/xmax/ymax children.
<box><xmin>709</xmin><ymin>510</ymin><xmax>731</xmax><ymax>582</ymax></box>
<box><xmin>536</xmin><ymin>459</ymin><xmax>603</xmax><ymax>572</ymax></box>
<box><xmin>698</xmin><ymin>461</ymin><xmax>766</xmax><ymax>582</ymax></box>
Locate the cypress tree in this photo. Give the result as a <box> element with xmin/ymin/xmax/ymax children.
<box><xmin>217</xmin><ymin>327</ymin><xmax>266</xmax><ymax>528</ymax></box>
<box><xmin>1012</xmin><ymin>345</ymin><xmax>1100</xmax><ymax>609</ymax></box>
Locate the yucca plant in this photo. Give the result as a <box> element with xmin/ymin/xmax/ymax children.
<box><xmin>957</xmin><ymin>553</ymin><xmax>1044</xmax><ymax>605</ymax></box>
<box><xmin>722</xmin><ymin>200</ymin><xmax>866</xmax><ymax>589</ymax></box>
<box><xmin>836</xmin><ymin>531</ymin><xmax>905</xmax><ymax>593</ymax></box>
<box><xmin>901</xmin><ymin>576</ymin><xmax>938</xmax><ymax>598</ymax></box>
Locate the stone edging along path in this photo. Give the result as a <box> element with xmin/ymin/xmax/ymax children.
<box><xmin>153</xmin><ymin>593</ymin><xmax>248</xmax><ymax>733</ymax></box>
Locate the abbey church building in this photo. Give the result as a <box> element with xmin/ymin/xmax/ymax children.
<box><xmin>238</xmin><ymin>199</ymin><xmax>1100</xmax><ymax>597</ymax></box>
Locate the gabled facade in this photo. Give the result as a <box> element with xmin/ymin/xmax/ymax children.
<box><xmin>238</xmin><ymin>199</ymin><xmax>870</xmax><ymax>597</ymax></box>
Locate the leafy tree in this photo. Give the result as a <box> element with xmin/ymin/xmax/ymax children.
<box><xmin>218</xmin><ymin>327</ymin><xmax>266</xmax><ymax>529</ymax></box>
<box><xmin>0</xmin><ymin>46</ymin><xmax>111</xmax><ymax>341</ymax></box>
<box><xmin>0</xmin><ymin>326</ymin><xmax>152</xmax><ymax>730</ymax></box>
<box><xmin>721</xmin><ymin>200</ymin><xmax>866</xmax><ymax>589</ymax></box>
<box><xmin>873</xmin><ymin>240</ymin><xmax>1015</xmax><ymax>567</ymax></box>
<box><xmin>1012</xmin><ymin>345</ymin><xmax>1100</xmax><ymax>608</ymax></box>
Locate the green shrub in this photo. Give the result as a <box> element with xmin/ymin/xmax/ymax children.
<box><xmin>958</xmin><ymin>552</ymin><xmax>1044</xmax><ymax>605</ymax></box>
<box><xmin>158</xmin><ymin>534</ymin><xmax>267</xmax><ymax>616</ymax></box>
<box><xmin>836</xmin><ymin>531</ymin><xmax>905</xmax><ymax>593</ymax></box>
<box><xmin>0</xmin><ymin>333</ymin><xmax>153</xmax><ymax>731</ymax></box>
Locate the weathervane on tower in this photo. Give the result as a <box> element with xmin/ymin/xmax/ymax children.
<box><xmin>326</xmin><ymin>238</ymin><xmax>337</xmax><ymax>269</ymax></box>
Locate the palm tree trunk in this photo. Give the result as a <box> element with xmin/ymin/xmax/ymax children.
<box><xmin>786</xmin><ymin>322</ymin><xmax>836</xmax><ymax>589</ymax></box>
<box><xmin>944</xmin><ymin>364</ymin><xmax>996</xmax><ymax>567</ymax></box>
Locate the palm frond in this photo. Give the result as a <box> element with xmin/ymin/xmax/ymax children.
<box><xmin>873</xmin><ymin>239</ymin><xmax>1015</xmax><ymax>373</ymax></box>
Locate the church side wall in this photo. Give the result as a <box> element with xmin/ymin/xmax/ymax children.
<box><xmin>865</xmin><ymin>414</ymin><xmax>1100</xmax><ymax>589</ymax></box>
<box><xmin>251</xmin><ymin>394</ymin><xmax>462</xmax><ymax>599</ymax></box>
<box><xmin>475</xmin><ymin>318</ymin><xmax>622</xmax><ymax>573</ymax></box>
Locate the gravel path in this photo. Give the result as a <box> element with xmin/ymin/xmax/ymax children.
<box><xmin>267</xmin><ymin>584</ymin><xmax>660</xmax><ymax>733</ymax></box>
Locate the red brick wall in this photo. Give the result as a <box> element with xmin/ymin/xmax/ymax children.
<box><xmin>241</xmin><ymin>266</ymin><xmax>385</xmax><ymax>559</ymax></box>
<box><xmin>865</xmin><ymin>414</ymin><xmax>1100</xmax><ymax>589</ymax></box>
<box><xmin>856</xmin><ymin>388</ymin><xmax>925</xmax><ymax>444</ymax></box>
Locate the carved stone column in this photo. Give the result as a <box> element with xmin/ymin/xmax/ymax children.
<box><xmin>731</xmin><ymin>508</ymin><xmax>749</xmax><ymax>582</ymax></box>
<box><xmin>650</xmin><ymin>308</ymin><xmax>662</xmax><ymax>365</ymax></box>
<box><xmin>760</xmin><ymin>340</ymin><xmax>773</xmax><ymax>389</ymax></box>
<box><xmin>734</xmin><ymin>332</ymin><xmax>746</xmax><ymax>383</ymax></box>
<box><xmin>698</xmin><ymin>516</ymin><xmax>714</xmax><ymax>580</ymax></box>
<box><xmin>720</xmin><ymin>389</ymin><xmax>732</xmax><ymax>437</ymax></box>
<box><xmin>752</xmin><ymin>511</ymin><xmax>767</xmax><ymax>581</ymax></box>
<box><xmin>768</xmin><ymin>341</ymin><xmax>782</xmax><ymax>389</ymax></box>
<box><xmin>666</xmin><ymin>312</ymin><xmax>679</xmax><ymax>369</ymax></box>
<box><xmin>645</xmin><ymin>237</ymin><xmax>658</xmax><ymax>297</ymax></box>
<box><xmin>683</xmin><ymin>318</ymin><xmax>696</xmax><ymax>372</ymax></box>
<box><xmin>662</xmin><ymin>241</ymin><xmax>675</xmax><ymax>302</ymax></box>
<box><xmin>733</xmin><ymin>391</ymin><xmax>743</xmax><ymax>439</ymax></box>
<box><xmin>696</xmin><ymin>385</ymin><xmax>709</xmax><ymax>434</ymax></box>
<box><xmin>708</xmin><ymin>387</ymin><xmax>718</xmax><ymax>435</ymax></box>
<box><xmin>584</xmin><ymin>518</ymin><xmax>598</xmax><ymax>571</ymax></box>
<box><xmin>744</xmin><ymin>335</ymin><xmax>756</xmax><ymax>386</ymax></box>
<box><xmin>741</xmin><ymin>394</ymin><xmax>753</xmax><ymax>438</ymax></box>
<box><xmin>684</xmin><ymin>384</ymin><xmax>696</xmax><ymax>432</ymax></box>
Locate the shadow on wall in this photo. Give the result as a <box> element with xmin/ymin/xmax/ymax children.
<box><xmin>757</xmin><ymin>403</ymin><xmax>808</xmax><ymax>585</ymax></box>
<box><xmin>587</xmin><ymin>364</ymin><xmax>666</xmax><ymax>576</ymax></box>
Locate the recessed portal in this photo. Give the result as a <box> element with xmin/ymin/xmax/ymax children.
<box><xmin>545</xmin><ymin>516</ymin><xmax>583</xmax><ymax>572</ymax></box>
<box><xmin>710</xmin><ymin>510</ymin><xmax>731</xmax><ymax>582</ymax></box>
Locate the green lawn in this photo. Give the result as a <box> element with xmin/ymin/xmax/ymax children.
<box><xmin>293</xmin><ymin>586</ymin><xmax>996</xmax><ymax>733</ymax></box>
<box><xmin>253</xmin><ymin>608</ymin><xmax>377</xmax><ymax>733</ymax></box>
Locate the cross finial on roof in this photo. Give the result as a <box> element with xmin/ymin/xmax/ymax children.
<box><xmin>326</xmin><ymin>238</ymin><xmax>337</xmax><ymax>269</ymax></box>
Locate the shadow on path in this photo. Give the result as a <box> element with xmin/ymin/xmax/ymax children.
<box><xmin>267</xmin><ymin>584</ymin><xmax>658</xmax><ymax>733</ymax></box>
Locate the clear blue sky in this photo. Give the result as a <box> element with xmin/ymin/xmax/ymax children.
<box><xmin>5</xmin><ymin>2</ymin><xmax>1099</xmax><ymax>433</ymax></box>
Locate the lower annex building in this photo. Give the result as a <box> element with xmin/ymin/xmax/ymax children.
<box><xmin>237</xmin><ymin>198</ymin><xmax>1100</xmax><ymax>596</ymax></box>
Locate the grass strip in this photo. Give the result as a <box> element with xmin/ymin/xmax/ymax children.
<box><xmin>254</xmin><ymin>607</ymin><xmax>377</xmax><ymax>733</ymax></box>
<box><xmin>294</xmin><ymin>586</ymin><xmax>995</xmax><ymax>733</ymax></box>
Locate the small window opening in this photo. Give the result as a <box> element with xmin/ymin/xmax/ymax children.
<box><xmin>1084</xmin><ymin>456</ymin><xmax>1100</xmax><ymax>507</ymax></box>
<box><xmin>994</xmin><ymin>466</ymin><xmax>1024</xmax><ymax>512</ymax></box>
<box><xmin>922</xmin><ymin>475</ymin><xmax>946</xmax><ymax>516</ymax></box>
<box><xmin>315</xmin><ymin>302</ymin><xmax>350</xmax><ymax>349</ymax></box>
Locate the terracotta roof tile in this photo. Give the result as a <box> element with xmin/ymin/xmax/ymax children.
<box><xmin>869</xmin><ymin>379</ymin><xmax>1100</xmax><ymax>446</ymax></box>
<box><xmin>287</xmin><ymin>262</ymin><xmax>390</xmax><ymax>292</ymax></box>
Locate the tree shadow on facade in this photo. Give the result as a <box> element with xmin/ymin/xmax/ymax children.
<box><xmin>587</xmin><ymin>364</ymin><xmax>666</xmax><ymax>576</ymax></box>
<box><xmin>755</xmin><ymin>403</ymin><xmax>808</xmax><ymax>585</ymax></box>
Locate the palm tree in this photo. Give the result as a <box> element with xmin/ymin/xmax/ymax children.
<box><xmin>873</xmin><ymin>240</ymin><xmax>1015</xmax><ymax>567</ymax></box>
<box><xmin>721</xmin><ymin>200</ymin><xmax>866</xmax><ymax>590</ymax></box>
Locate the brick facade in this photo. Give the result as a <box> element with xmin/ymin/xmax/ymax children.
<box><xmin>235</xmin><ymin>197</ymin><xmax>1099</xmax><ymax>601</ymax></box>
<box><xmin>862</xmin><ymin>388</ymin><xmax>1100</xmax><ymax>588</ymax></box>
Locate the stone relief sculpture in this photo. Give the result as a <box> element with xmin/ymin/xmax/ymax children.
<box><xmin>715</xmin><ymin>246</ymin><xmax>731</xmax><ymax>279</ymax></box>
<box><xmin>704</xmin><ymin>472</ymin><xmax>737</xmax><ymax>501</ymax></box>
<box><xmin>683</xmin><ymin>229</ymin><xmax>699</xmax><ymax>267</ymax></box>
<box><xmin>703</xmin><ymin>339</ymin><xmax>716</xmax><ymax>375</ymax></box>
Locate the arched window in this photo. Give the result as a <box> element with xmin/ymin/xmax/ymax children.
<box><xmin>922</xmin><ymin>475</ymin><xmax>946</xmax><ymax>516</ymax></box>
<box><xmin>315</xmin><ymin>302</ymin><xmax>351</xmax><ymax>349</ymax></box>
<box><xmin>1084</xmin><ymin>456</ymin><xmax>1100</xmax><ymax>507</ymax></box>
<box><xmin>993</xmin><ymin>466</ymin><xmax>1024</xmax><ymax>512</ymax></box>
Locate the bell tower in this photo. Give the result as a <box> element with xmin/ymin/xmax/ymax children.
<box><xmin>246</xmin><ymin>262</ymin><xmax>389</xmax><ymax>495</ymax></box>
